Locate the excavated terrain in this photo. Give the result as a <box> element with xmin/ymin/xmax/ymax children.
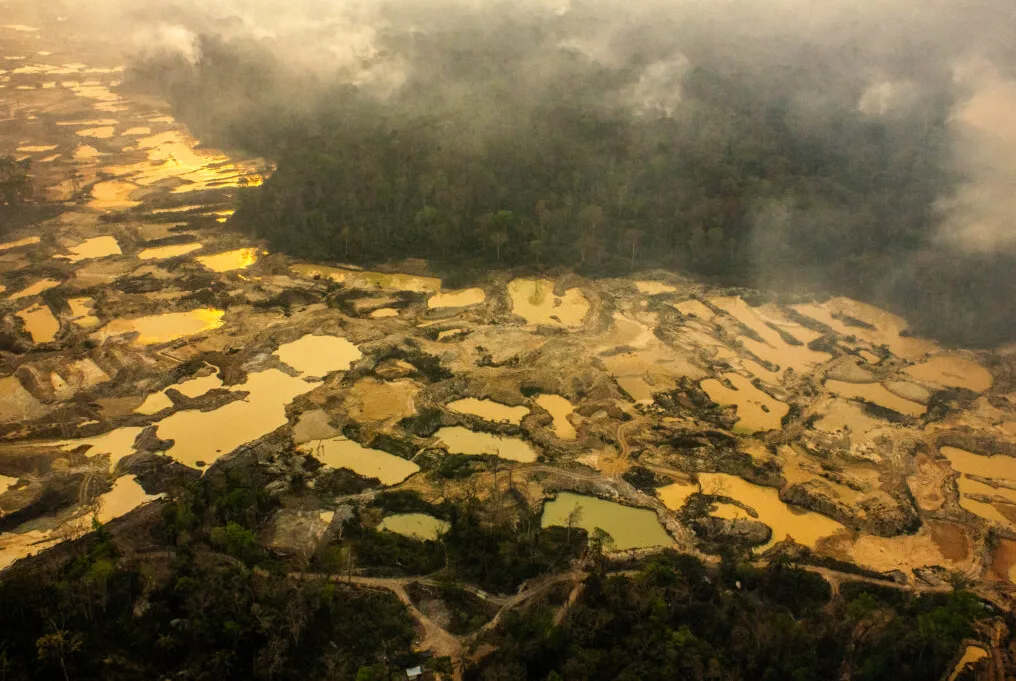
<box><xmin>3</xmin><ymin>13</ymin><xmax>1016</xmax><ymax>673</ymax></box>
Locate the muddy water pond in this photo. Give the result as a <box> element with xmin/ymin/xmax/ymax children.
<box><xmin>700</xmin><ymin>373</ymin><xmax>788</xmax><ymax>433</ymax></box>
<box><xmin>508</xmin><ymin>278</ymin><xmax>589</xmax><ymax>327</ymax></box>
<box><xmin>535</xmin><ymin>394</ymin><xmax>576</xmax><ymax>440</ymax></box>
<box><xmin>137</xmin><ymin>243</ymin><xmax>203</xmax><ymax>260</ymax></box>
<box><xmin>434</xmin><ymin>426</ymin><xmax>537</xmax><ymax>462</ymax></box>
<box><xmin>10</xmin><ymin>278</ymin><xmax>60</xmax><ymax>300</ymax></box>
<box><xmin>95</xmin><ymin>475</ymin><xmax>164</xmax><ymax>525</ymax></box>
<box><xmin>905</xmin><ymin>356</ymin><xmax>993</xmax><ymax>393</ymax></box>
<box><xmin>94</xmin><ymin>308</ymin><xmax>224</xmax><ymax>345</ymax></box>
<box><xmin>940</xmin><ymin>447</ymin><xmax>1016</xmax><ymax>481</ymax></box>
<box><xmin>698</xmin><ymin>473</ymin><xmax>845</xmax><ymax>550</ymax></box>
<box><xmin>447</xmin><ymin>398</ymin><xmax>529</xmax><ymax>425</ymax></box>
<box><xmin>428</xmin><ymin>287</ymin><xmax>485</xmax><ymax>309</ymax></box>
<box><xmin>155</xmin><ymin>369</ymin><xmax>320</xmax><ymax>469</ymax></box>
<box><xmin>379</xmin><ymin>513</ymin><xmax>449</xmax><ymax>540</ymax></box>
<box><xmin>300</xmin><ymin>437</ymin><xmax>420</xmax><ymax>485</ymax></box>
<box><xmin>55</xmin><ymin>426</ymin><xmax>145</xmax><ymax>470</ymax></box>
<box><xmin>196</xmin><ymin>248</ymin><xmax>259</xmax><ymax>272</ymax></box>
<box><xmin>55</xmin><ymin>235</ymin><xmax>121</xmax><ymax>262</ymax></box>
<box><xmin>541</xmin><ymin>492</ymin><xmax>672</xmax><ymax>551</ymax></box>
<box><xmin>658</xmin><ymin>480</ymin><xmax>698</xmax><ymax>511</ymax></box>
<box><xmin>824</xmin><ymin>380</ymin><xmax>926</xmax><ymax>417</ymax></box>
<box><xmin>66</xmin><ymin>297</ymin><xmax>100</xmax><ymax>328</ymax></box>
<box><xmin>16</xmin><ymin>303</ymin><xmax>59</xmax><ymax>342</ymax></box>
<box><xmin>274</xmin><ymin>334</ymin><xmax>362</xmax><ymax>377</ymax></box>
<box><xmin>135</xmin><ymin>369</ymin><xmax>223</xmax><ymax>415</ymax></box>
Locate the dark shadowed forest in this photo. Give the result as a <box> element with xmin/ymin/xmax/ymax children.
<box><xmin>121</xmin><ymin>0</ymin><xmax>1016</xmax><ymax>346</ymax></box>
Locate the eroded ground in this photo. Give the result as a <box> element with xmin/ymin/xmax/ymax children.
<box><xmin>3</xmin><ymin>14</ymin><xmax>1016</xmax><ymax>668</ymax></box>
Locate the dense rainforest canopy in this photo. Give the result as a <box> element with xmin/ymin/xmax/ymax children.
<box><xmin>127</xmin><ymin>1</ymin><xmax>1016</xmax><ymax>345</ymax></box>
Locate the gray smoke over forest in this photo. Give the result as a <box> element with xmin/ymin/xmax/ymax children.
<box><xmin>27</xmin><ymin>0</ymin><xmax>1016</xmax><ymax>344</ymax></box>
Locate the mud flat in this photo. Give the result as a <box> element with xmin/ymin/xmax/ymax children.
<box><xmin>711</xmin><ymin>296</ymin><xmax>830</xmax><ymax>374</ymax></box>
<box><xmin>290</xmin><ymin>263</ymin><xmax>440</xmax><ymax>292</ymax></box>
<box><xmin>508</xmin><ymin>278</ymin><xmax>589</xmax><ymax>327</ymax></box>
<box><xmin>379</xmin><ymin>513</ymin><xmax>449</xmax><ymax>540</ymax></box>
<box><xmin>635</xmin><ymin>281</ymin><xmax>677</xmax><ymax>295</ymax></box>
<box><xmin>0</xmin><ymin>236</ymin><xmax>40</xmax><ymax>252</ymax></box>
<box><xmin>541</xmin><ymin>492</ymin><xmax>672</xmax><ymax>551</ymax></box>
<box><xmin>301</xmin><ymin>437</ymin><xmax>420</xmax><ymax>485</ymax></box>
<box><xmin>0</xmin><ymin>376</ymin><xmax>48</xmax><ymax>423</ymax></box>
<box><xmin>905</xmin><ymin>355</ymin><xmax>993</xmax><ymax>392</ymax></box>
<box><xmin>434</xmin><ymin>427</ymin><xmax>538</xmax><ymax>462</ymax></box>
<box><xmin>700</xmin><ymin>374</ymin><xmax>788</xmax><ymax>433</ymax></box>
<box><xmin>824</xmin><ymin>380</ymin><xmax>926</xmax><ymax>417</ymax></box>
<box><xmin>447</xmin><ymin>398</ymin><xmax>529</xmax><ymax>424</ymax></box>
<box><xmin>428</xmin><ymin>287</ymin><xmax>485</xmax><ymax>309</ymax></box>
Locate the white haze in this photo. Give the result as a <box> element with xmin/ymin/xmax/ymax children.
<box><xmin>9</xmin><ymin>0</ymin><xmax>1016</xmax><ymax>253</ymax></box>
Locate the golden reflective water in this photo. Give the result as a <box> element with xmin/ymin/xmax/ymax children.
<box><xmin>137</xmin><ymin>243</ymin><xmax>203</xmax><ymax>260</ymax></box>
<box><xmin>508</xmin><ymin>278</ymin><xmax>589</xmax><ymax>327</ymax></box>
<box><xmin>16</xmin><ymin>303</ymin><xmax>59</xmax><ymax>342</ymax></box>
<box><xmin>535</xmin><ymin>394</ymin><xmax>577</xmax><ymax>440</ymax></box>
<box><xmin>93</xmin><ymin>308</ymin><xmax>225</xmax><ymax>345</ymax></box>
<box><xmin>541</xmin><ymin>492</ymin><xmax>672</xmax><ymax>551</ymax></box>
<box><xmin>434</xmin><ymin>426</ymin><xmax>538</xmax><ymax>462</ymax></box>
<box><xmin>10</xmin><ymin>278</ymin><xmax>60</xmax><ymax>300</ymax></box>
<box><xmin>55</xmin><ymin>235</ymin><xmax>121</xmax><ymax>263</ymax></box>
<box><xmin>155</xmin><ymin>369</ymin><xmax>319</xmax><ymax>469</ymax></box>
<box><xmin>135</xmin><ymin>369</ymin><xmax>223</xmax><ymax>415</ymax></box>
<box><xmin>658</xmin><ymin>480</ymin><xmax>698</xmax><ymax>511</ymax></box>
<box><xmin>196</xmin><ymin>248</ymin><xmax>259</xmax><ymax>272</ymax></box>
<box><xmin>93</xmin><ymin>475</ymin><xmax>164</xmax><ymax>525</ymax></box>
<box><xmin>428</xmin><ymin>287</ymin><xmax>486</xmax><ymax>309</ymax></box>
<box><xmin>301</xmin><ymin>437</ymin><xmax>420</xmax><ymax>485</ymax></box>
<box><xmin>447</xmin><ymin>398</ymin><xmax>530</xmax><ymax>424</ymax></box>
<box><xmin>274</xmin><ymin>334</ymin><xmax>362</xmax><ymax>377</ymax></box>
<box><xmin>698</xmin><ymin>472</ymin><xmax>845</xmax><ymax>550</ymax></box>
<box><xmin>379</xmin><ymin>513</ymin><xmax>448</xmax><ymax>540</ymax></box>
<box><xmin>66</xmin><ymin>297</ymin><xmax>100</xmax><ymax>328</ymax></box>
<box><xmin>75</xmin><ymin>125</ymin><xmax>114</xmax><ymax>139</ymax></box>
<box><xmin>87</xmin><ymin>181</ymin><xmax>140</xmax><ymax>210</ymax></box>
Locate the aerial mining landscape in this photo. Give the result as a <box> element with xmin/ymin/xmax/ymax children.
<box><xmin>2</xmin><ymin>2</ymin><xmax>1016</xmax><ymax>680</ymax></box>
